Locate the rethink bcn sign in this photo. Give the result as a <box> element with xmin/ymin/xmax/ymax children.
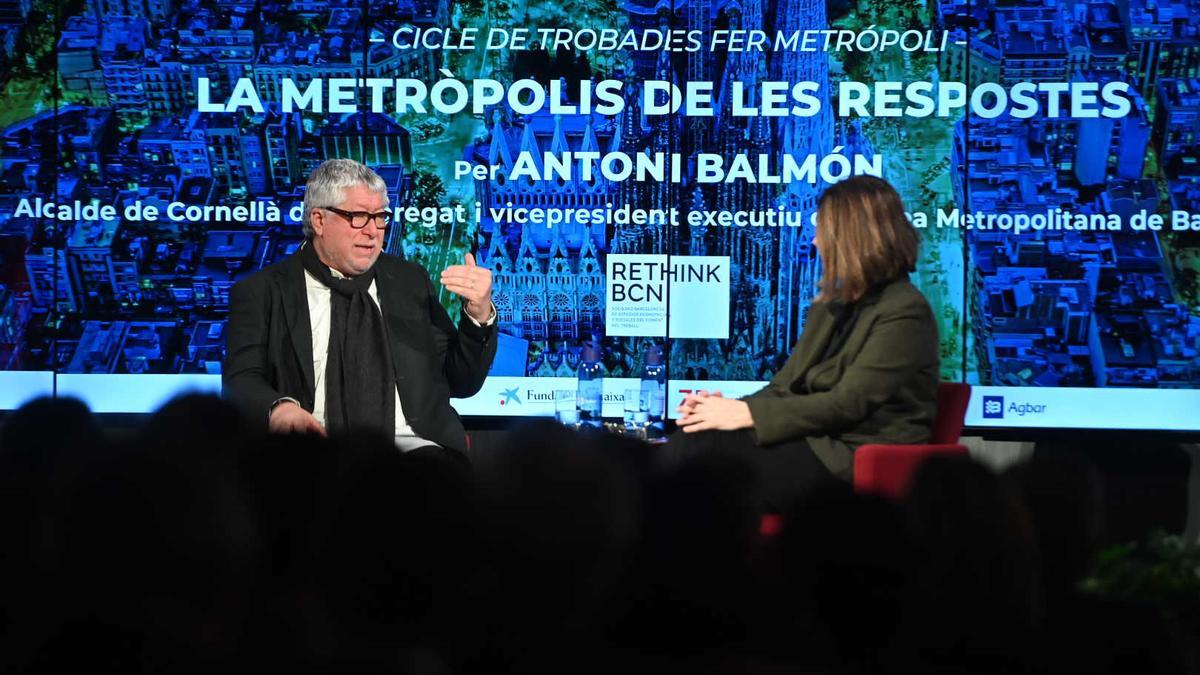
<box><xmin>606</xmin><ymin>254</ymin><xmax>731</xmax><ymax>339</ymax></box>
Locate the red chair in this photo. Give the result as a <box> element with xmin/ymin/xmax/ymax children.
<box><xmin>852</xmin><ymin>382</ymin><xmax>972</xmax><ymax>500</ymax></box>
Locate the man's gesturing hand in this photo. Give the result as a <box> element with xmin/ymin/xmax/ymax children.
<box><xmin>440</xmin><ymin>252</ymin><xmax>494</xmax><ymax>324</ymax></box>
<box><xmin>269</xmin><ymin>401</ymin><xmax>327</xmax><ymax>436</ymax></box>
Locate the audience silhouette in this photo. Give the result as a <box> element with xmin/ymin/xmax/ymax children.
<box><xmin>0</xmin><ymin>395</ymin><xmax>1190</xmax><ymax>674</ymax></box>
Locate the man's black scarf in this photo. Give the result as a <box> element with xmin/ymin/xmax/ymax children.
<box><xmin>301</xmin><ymin>242</ymin><xmax>395</xmax><ymax>435</ymax></box>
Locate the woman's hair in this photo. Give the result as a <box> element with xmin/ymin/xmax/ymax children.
<box><xmin>814</xmin><ymin>175</ymin><xmax>919</xmax><ymax>303</ymax></box>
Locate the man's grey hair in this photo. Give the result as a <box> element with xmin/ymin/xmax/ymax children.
<box><xmin>301</xmin><ymin>159</ymin><xmax>389</xmax><ymax>238</ymax></box>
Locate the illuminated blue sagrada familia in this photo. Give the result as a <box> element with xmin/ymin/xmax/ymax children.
<box><xmin>470</xmin><ymin>0</ymin><xmax>837</xmax><ymax>380</ymax></box>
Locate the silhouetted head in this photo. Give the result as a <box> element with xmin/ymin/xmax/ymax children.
<box><xmin>1008</xmin><ymin>451</ymin><xmax>1104</xmax><ymax>597</ymax></box>
<box><xmin>0</xmin><ymin>396</ymin><xmax>100</xmax><ymax>470</ymax></box>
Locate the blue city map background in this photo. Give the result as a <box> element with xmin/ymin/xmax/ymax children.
<box><xmin>0</xmin><ymin>0</ymin><xmax>1198</xmax><ymax>412</ymax></box>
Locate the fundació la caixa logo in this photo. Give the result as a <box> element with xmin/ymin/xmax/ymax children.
<box><xmin>983</xmin><ymin>395</ymin><xmax>1005</xmax><ymax>419</ymax></box>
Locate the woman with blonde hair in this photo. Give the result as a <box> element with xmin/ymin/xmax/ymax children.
<box><xmin>671</xmin><ymin>175</ymin><xmax>940</xmax><ymax>505</ymax></box>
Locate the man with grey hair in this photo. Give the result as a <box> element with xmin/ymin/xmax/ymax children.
<box><xmin>223</xmin><ymin>159</ymin><xmax>497</xmax><ymax>456</ymax></box>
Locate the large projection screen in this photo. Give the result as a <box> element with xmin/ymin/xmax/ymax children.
<box><xmin>0</xmin><ymin>0</ymin><xmax>1197</xmax><ymax>431</ymax></box>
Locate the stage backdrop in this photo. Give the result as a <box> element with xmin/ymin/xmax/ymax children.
<box><xmin>0</xmin><ymin>0</ymin><xmax>1197</xmax><ymax>431</ymax></box>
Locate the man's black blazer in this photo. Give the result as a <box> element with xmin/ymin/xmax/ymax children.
<box><xmin>222</xmin><ymin>248</ymin><xmax>497</xmax><ymax>454</ymax></box>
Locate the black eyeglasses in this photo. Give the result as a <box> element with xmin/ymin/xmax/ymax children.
<box><xmin>323</xmin><ymin>206</ymin><xmax>392</xmax><ymax>229</ymax></box>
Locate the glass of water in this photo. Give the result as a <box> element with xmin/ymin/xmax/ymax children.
<box><xmin>646</xmin><ymin>388</ymin><xmax>667</xmax><ymax>439</ymax></box>
<box><xmin>623</xmin><ymin>387</ymin><xmax>648</xmax><ymax>434</ymax></box>
<box><xmin>554</xmin><ymin>389</ymin><xmax>579</xmax><ymax>428</ymax></box>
